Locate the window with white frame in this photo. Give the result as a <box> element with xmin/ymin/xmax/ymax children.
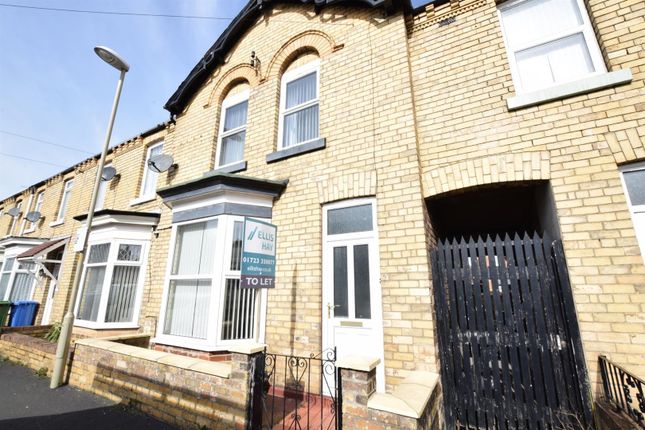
<box><xmin>159</xmin><ymin>215</ymin><xmax>261</xmax><ymax>348</ymax></box>
<box><xmin>216</xmin><ymin>91</ymin><xmax>248</xmax><ymax>168</ymax></box>
<box><xmin>620</xmin><ymin>163</ymin><xmax>645</xmax><ymax>264</ymax></box>
<box><xmin>94</xmin><ymin>164</ymin><xmax>111</xmax><ymax>211</ymax></box>
<box><xmin>140</xmin><ymin>142</ymin><xmax>164</xmax><ymax>199</ymax></box>
<box><xmin>0</xmin><ymin>257</ymin><xmax>37</xmax><ymax>302</ymax></box>
<box><xmin>25</xmin><ymin>191</ymin><xmax>44</xmax><ymax>233</ymax></box>
<box><xmin>278</xmin><ymin>60</ymin><xmax>320</xmax><ymax>149</ymax></box>
<box><xmin>56</xmin><ymin>180</ymin><xmax>73</xmax><ymax>222</ymax></box>
<box><xmin>76</xmin><ymin>241</ymin><xmax>147</xmax><ymax>327</ymax></box>
<box><xmin>0</xmin><ymin>258</ymin><xmax>14</xmax><ymax>300</ymax></box>
<box><xmin>9</xmin><ymin>201</ymin><xmax>21</xmax><ymax>235</ymax></box>
<box><xmin>498</xmin><ymin>0</ymin><xmax>605</xmax><ymax>94</ymax></box>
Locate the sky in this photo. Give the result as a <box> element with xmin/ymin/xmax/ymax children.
<box><xmin>0</xmin><ymin>0</ymin><xmax>250</xmax><ymax>200</ymax></box>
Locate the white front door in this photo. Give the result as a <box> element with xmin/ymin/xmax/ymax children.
<box><xmin>322</xmin><ymin>199</ymin><xmax>385</xmax><ymax>392</ymax></box>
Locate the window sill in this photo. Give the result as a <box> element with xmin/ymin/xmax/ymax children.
<box><xmin>49</xmin><ymin>220</ymin><xmax>64</xmax><ymax>227</ymax></box>
<box><xmin>151</xmin><ymin>335</ymin><xmax>228</xmax><ymax>352</ymax></box>
<box><xmin>266</xmin><ymin>138</ymin><xmax>326</xmax><ymax>163</ymax></box>
<box><xmin>130</xmin><ymin>195</ymin><xmax>156</xmax><ymax>207</ymax></box>
<box><xmin>210</xmin><ymin>160</ymin><xmax>247</xmax><ymax>175</ymax></box>
<box><xmin>74</xmin><ymin>321</ymin><xmax>140</xmax><ymax>330</ymax></box>
<box><xmin>507</xmin><ymin>69</ymin><xmax>633</xmax><ymax>111</ymax></box>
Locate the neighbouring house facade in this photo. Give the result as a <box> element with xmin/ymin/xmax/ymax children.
<box><xmin>1</xmin><ymin>0</ymin><xmax>644</xmax><ymax>427</ymax></box>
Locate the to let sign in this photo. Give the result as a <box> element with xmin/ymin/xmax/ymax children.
<box><xmin>241</xmin><ymin>218</ymin><xmax>277</xmax><ymax>288</ymax></box>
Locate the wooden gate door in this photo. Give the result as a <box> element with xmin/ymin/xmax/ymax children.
<box><xmin>431</xmin><ymin>233</ymin><xmax>592</xmax><ymax>429</ymax></box>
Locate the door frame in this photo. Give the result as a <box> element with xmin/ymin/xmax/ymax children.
<box><xmin>322</xmin><ymin>197</ymin><xmax>385</xmax><ymax>392</ymax></box>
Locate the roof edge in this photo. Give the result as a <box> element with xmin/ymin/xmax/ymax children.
<box><xmin>164</xmin><ymin>0</ymin><xmax>398</xmax><ymax>116</ymax></box>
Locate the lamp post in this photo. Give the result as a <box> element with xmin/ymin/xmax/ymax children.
<box><xmin>50</xmin><ymin>46</ymin><xmax>129</xmax><ymax>389</ymax></box>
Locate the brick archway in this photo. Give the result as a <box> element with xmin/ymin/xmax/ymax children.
<box><xmin>264</xmin><ymin>30</ymin><xmax>340</xmax><ymax>82</ymax></box>
<box><xmin>422</xmin><ymin>151</ymin><xmax>551</xmax><ymax>198</ymax></box>
<box><xmin>205</xmin><ymin>64</ymin><xmax>259</xmax><ymax>108</ymax></box>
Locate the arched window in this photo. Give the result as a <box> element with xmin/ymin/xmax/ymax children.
<box><xmin>278</xmin><ymin>55</ymin><xmax>320</xmax><ymax>150</ymax></box>
<box><xmin>216</xmin><ymin>84</ymin><xmax>249</xmax><ymax>169</ymax></box>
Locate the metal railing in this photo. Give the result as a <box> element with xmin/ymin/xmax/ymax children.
<box><xmin>599</xmin><ymin>355</ymin><xmax>645</xmax><ymax>428</ymax></box>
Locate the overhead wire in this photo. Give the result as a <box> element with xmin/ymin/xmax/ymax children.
<box><xmin>0</xmin><ymin>152</ymin><xmax>68</xmax><ymax>168</ymax></box>
<box><xmin>0</xmin><ymin>130</ymin><xmax>94</xmax><ymax>154</ymax></box>
<box><xmin>0</xmin><ymin>2</ymin><xmax>355</xmax><ymax>25</ymax></box>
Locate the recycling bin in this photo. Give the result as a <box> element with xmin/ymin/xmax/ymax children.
<box><xmin>9</xmin><ymin>301</ymin><xmax>39</xmax><ymax>327</ymax></box>
<box><xmin>0</xmin><ymin>301</ymin><xmax>10</xmax><ymax>327</ymax></box>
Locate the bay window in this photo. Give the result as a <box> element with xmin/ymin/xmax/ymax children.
<box><xmin>0</xmin><ymin>257</ymin><xmax>37</xmax><ymax>302</ymax></box>
<box><xmin>158</xmin><ymin>215</ymin><xmax>262</xmax><ymax>349</ymax></box>
<box><xmin>278</xmin><ymin>60</ymin><xmax>320</xmax><ymax>149</ymax></box>
<box><xmin>76</xmin><ymin>241</ymin><xmax>147</xmax><ymax>327</ymax></box>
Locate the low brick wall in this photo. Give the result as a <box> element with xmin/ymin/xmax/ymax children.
<box><xmin>68</xmin><ymin>338</ymin><xmax>259</xmax><ymax>430</ymax></box>
<box><xmin>0</xmin><ymin>325</ymin><xmax>55</xmax><ymax>376</ymax></box>
<box><xmin>340</xmin><ymin>358</ymin><xmax>444</xmax><ymax>430</ymax></box>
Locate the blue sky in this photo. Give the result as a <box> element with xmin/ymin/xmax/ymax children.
<box><xmin>0</xmin><ymin>0</ymin><xmax>249</xmax><ymax>200</ymax></box>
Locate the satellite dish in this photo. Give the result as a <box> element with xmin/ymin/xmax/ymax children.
<box><xmin>7</xmin><ymin>207</ymin><xmax>20</xmax><ymax>217</ymax></box>
<box><xmin>148</xmin><ymin>154</ymin><xmax>175</xmax><ymax>173</ymax></box>
<box><xmin>25</xmin><ymin>211</ymin><xmax>42</xmax><ymax>223</ymax></box>
<box><xmin>101</xmin><ymin>166</ymin><xmax>117</xmax><ymax>181</ymax></box>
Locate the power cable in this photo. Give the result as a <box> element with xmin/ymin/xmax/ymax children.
<box><xmin>0</xmin><ymin>152</ymin><xmax>68</xmax><ymax>168</ymax></box>
<box><xmin>0</xmin><ymin>2</ymin><xmax>354</xmax><ymax>25</ymax></box>
<box><xmin>0</xmin><ymin>2</ymin><xmax>234</xmax><ymax>20</ymax></box>
<box><xmin>0</xmin><ymin>130</ymin><xmax>94</xmax><ymax>155</ymax></box>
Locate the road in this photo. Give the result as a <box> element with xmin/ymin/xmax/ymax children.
<box><xmin>0</xmin><ymin>360</ymin><xmax>178</xmax><ymax>430</ymax></box>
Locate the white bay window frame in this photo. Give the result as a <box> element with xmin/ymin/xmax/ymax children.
<box><xmin>498</xmin><ymin>0</ymin><xmax>606</xmax><ymax>95</ymax></box>
<box><xmin>156</xmin><ymin>214</ymin><xmax>266</xmax><ymax>351</ymax></box>
<box><xmin>74</xmin><ymin>239</ymin><xmax>149</xmax><ymax>329</ymax></box>
<box><xmin>277</xmin><ymin>60</ymin><xmax>320</xmax><ymax>150</ymax></box>
<box><xmin>215</xmin><ymin>90</ymin><xmax>249</xmax><ymax>169</ymax></box>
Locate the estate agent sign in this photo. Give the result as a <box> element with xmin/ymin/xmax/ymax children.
<box><xmin>241</xmin><ymin>218</ymin><xmax>277</xmax><ymax>288</ymax></box>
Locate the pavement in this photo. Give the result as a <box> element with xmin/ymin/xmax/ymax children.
<box><xmin>0</xmin><ymin>360</ymin><xmax>179</xmax><ymax>430</ymax></box>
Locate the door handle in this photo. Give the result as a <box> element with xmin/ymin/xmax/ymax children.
<box><xmin>327</xmin><ymin>303</ymin><xmax>340</xmax><ymax>318</ymax></box>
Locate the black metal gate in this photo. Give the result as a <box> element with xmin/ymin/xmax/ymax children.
<box><xmin>431</xmin><ymin>233</ymin><xmax>592</xmax><ymax>429</ymax></box>
<box><xmin>248</xmin><ymin>348</ymin><xmax>341</xmax><ymax>430</ymax></box>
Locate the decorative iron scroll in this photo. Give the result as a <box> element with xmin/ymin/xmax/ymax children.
<box><xmin>600</xmin><ymin>355</ymin><xmax>645</xmax><ymax>428</ymax></box>
<box><xmin>250</xmin><ymin>348</ymin><xmax>341</xmax><ymax>430</ymax></box>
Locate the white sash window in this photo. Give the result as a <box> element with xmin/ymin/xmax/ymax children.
<box><xmin>278</xmin><ymin>61</ymin><xmax>320</xmax><ymax>149</ymax></box>
<box><xmin>498</xmin><ymin>0</ymin><xmax>605</xmax><ymax>94</ymax></box>
<box><xmin>620</xmin><ymin>162</ymin><xmax>645</xmax><ymax>265</ymax></box>
<box><xmin>216</xmin><ymin>92</ymin><xmax>248</xmax><ymax>168</ymax></box>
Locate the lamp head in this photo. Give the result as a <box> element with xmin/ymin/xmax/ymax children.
<box><xmin>94</xmin><ymin>46</ymin><xmax>129</xmax><ymax>72</ymax></box>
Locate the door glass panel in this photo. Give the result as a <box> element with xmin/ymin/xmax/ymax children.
<box><xmin>624</xmin><ymin>169</ymin><xmax>645</xmax><ymax>206</ymax></box>
<box><xmin>353</xmin><ymin>244</ymin><xmax>371</xmax><ymax>319</ymax></box>
<box><xmin>328</xmin><ymin>204</ymin><xmax>373</xmax><ymax>235</ymax></box>
<box><xmin>333</xmin><ymin>246</ymin><xmax>348</xmax><ymax>317</ymax></box>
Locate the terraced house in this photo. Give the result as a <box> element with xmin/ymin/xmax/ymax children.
<box><xmin>1</xmin><ymin>0</ymin><xmax>644</xmax><ymax>428</ymax></box>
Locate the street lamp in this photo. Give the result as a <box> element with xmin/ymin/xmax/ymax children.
<box><xmin>50</xmin><ymin>46</ymin><xmax>129</xmax><ymax>389</ymax></box>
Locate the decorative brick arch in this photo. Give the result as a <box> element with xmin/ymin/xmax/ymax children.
<box><xmin>264</xmin><ymin>30</ymin><xmax>341</xmax><ymax>81</ymax></box>
<box><xmin>205</xmin><ymin>64</ymin><xmax>260</xmax><ymax>108</ymax></box>
<box><xmin>422</xmin><ymin>151</ymin><xmax>551</xmax><ymax>198</ymax></box>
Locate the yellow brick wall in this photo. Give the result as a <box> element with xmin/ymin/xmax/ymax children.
<box><xmin>0</xmin><ymin>0</ymin><xmax>642</xmax><ymax>398</ymax></box>
<box><xmin>408</xmin><ymin>0</ymin><xmax>645</xmax><ymax>392</ymax></box>
<box><xmin>161</xmin><ymin>4</ymin><xmax>435</xmax><ymax>388</ymax></box>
